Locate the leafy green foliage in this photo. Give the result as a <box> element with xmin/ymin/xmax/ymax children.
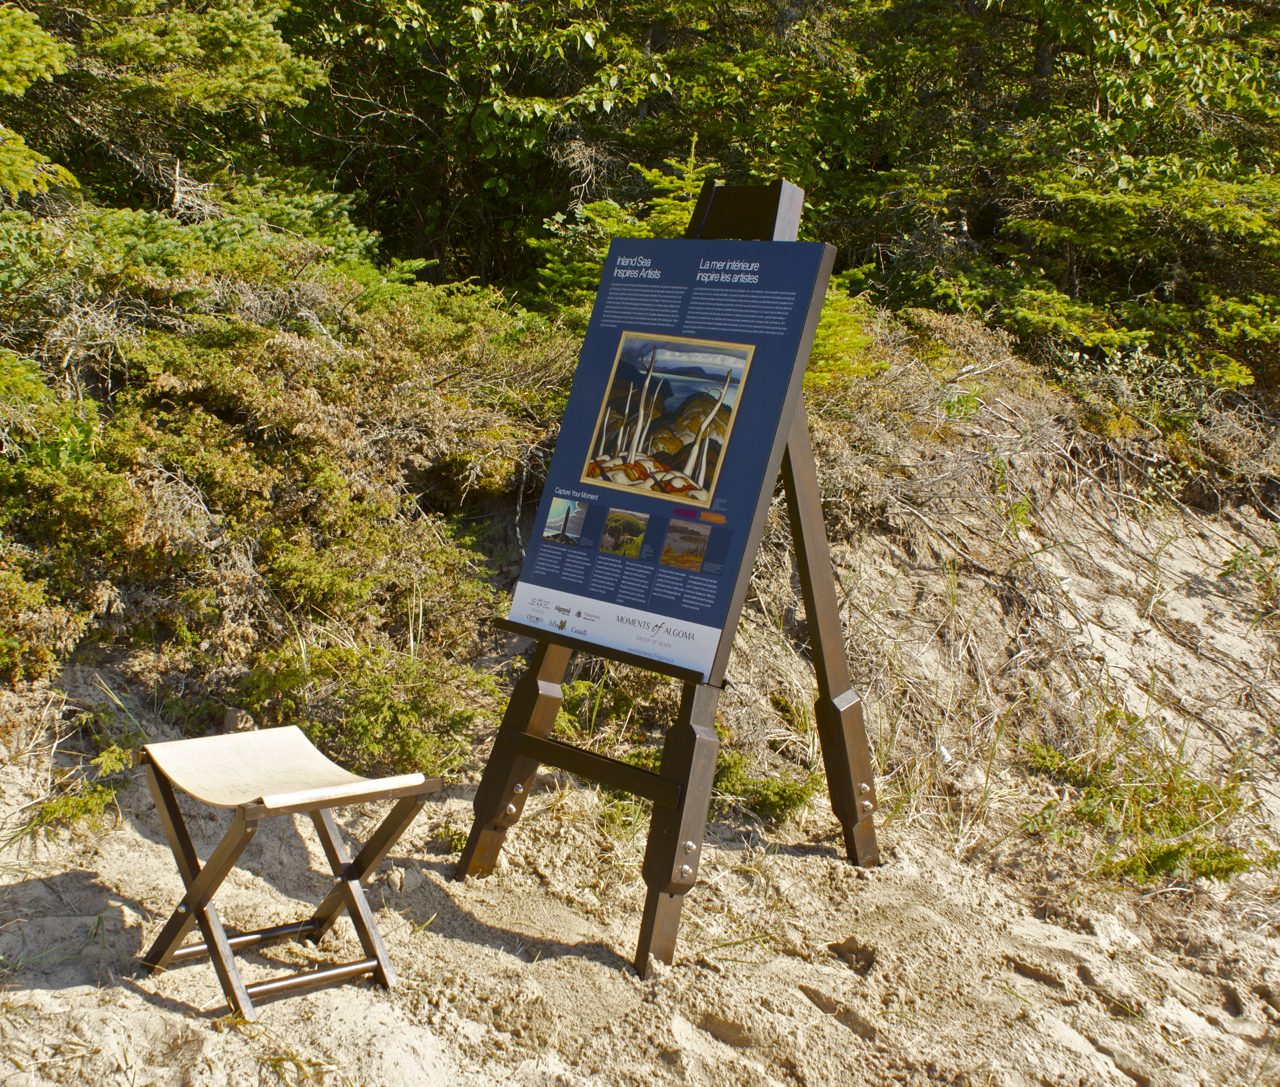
<box><xmin>713</xmin><ymin>747</ymin><xmax>817</xmax><ymax>824</ymax></box>
<box><xmin>800</xmin><ymin>0</ymin><xmax>1280</xmax><ymax>386</ymax></box>
<box><xmin>31</xmin><ymin>782</ymin><xmax>121</xmax><ymax>832</ymax></box>
<box><xmin>242</xmin><ymin>644</ymin><xmax>492</xmax><ymax>774</ymax></box>
<box><xmin>0</xmin><ymin>0</ymin><xmax>321</xmax><ymax>210</ymax></box>
<box><xmin>0</xmin><ymin>6</ymin><xmax>71</xmax><ymax>196</ymax></box>
<box><xmin>83</xmin><ymin>0</ymin><xmax>322</xmax><ymax>114</ymax></box>
<box><xmin>6</xmin><ymin>0</ymin><xmax>1276</xmax><ymax>391</ymax></box>
<box><xmin>280</xmin><ymin>0</ymin><xmax>1280</xmax><ymax>389</ymax></box>
<box><xmin>526</xmin><ymin>202</ymin><xmax>642</xmax><ymax>312</ymax></box>
<box><xmin>279</xmin><ymin>0</ymin><xmax>667</xmax><ymax>279</ymax></box>
<box><xmin>0</xmin><ymin>350</ymin><xmax>99</xmax><ymax>679</ymax></box>
<box><xmin>434</xmin><ymin>824</ymin><xmax>470</xmax><ymax>853</ymax></box>
<box><xmin>807</xmin><ymin>287</ymin><xmax>887</xmax><ymax>389</ymax></box>
<box><xmin>0</xmin><ymin>7</ymin><xmax>67</xmax><ymax>97</ymax></box>
<box><xmin>524</xmin><ymin>142</ymin><xmax>717</xmax><ymax>310</ymax></box>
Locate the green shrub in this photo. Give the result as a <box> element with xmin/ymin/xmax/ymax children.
<box><xmin>713</xmin><ymin>747</ymin><xmax>817</xmax><ymax>825</ymax></box>
<box><xmin>1022</xmin><ymin>706</ymin><xmax>1277</xmax><ymax>883</ymax></box>
<box><xmin>0</xmin><ymin>185</ymin><xmax>571</xmax><ymax>787</ymax></box>
<box><xmin>524</xmin><ymin>141</ymin><xmax>721</xmax><ymax>311</ymax></box>
<box><xmin>242</xmin><ymin>644</ymin><xmax>494</xmax><ymax>775</ymax></box>
<box><xmin>806</xmin><ymin>287</ymin><xmax>887</xmax><ymax>390</ymax></box>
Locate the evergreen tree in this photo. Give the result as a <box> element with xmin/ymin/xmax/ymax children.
<box><xmin>0</xmin><ymin>5</ymin><xmax>71</xmax><ymax>196</ymax></box>
<box><xmin>0</xmin><ymin>0</ymin><xmax>322</xmax><ymax>206</ymax></box>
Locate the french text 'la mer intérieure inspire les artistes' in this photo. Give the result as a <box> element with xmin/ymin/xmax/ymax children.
<box><xmin>612</xmin><ymin>255</ymin><xmax>763</xmax><ymax>285</ymax></box>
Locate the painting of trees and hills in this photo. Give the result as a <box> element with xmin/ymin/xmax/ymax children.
<box><xmin>599</xmin><ymin>509</ymin><xmax>648</xmax><ymax>559</ymax></box>
<box><xmin>583</xmin><ymin>333</ymin><xmax>753</xmax><ymax>507</ymax></box>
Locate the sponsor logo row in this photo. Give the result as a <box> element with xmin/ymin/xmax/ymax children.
<box><xmin>525</xmin><ymin>602</ymin><xmax>696</xmax><ymax>645</ymax></box>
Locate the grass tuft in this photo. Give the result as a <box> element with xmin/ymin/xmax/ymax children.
<box><xmin>1022</xmin><ymin>706</ymin><xmax>1276</xmax><ymax>883</ymax></box>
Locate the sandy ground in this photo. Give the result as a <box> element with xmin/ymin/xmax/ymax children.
<box><xmin>0</xmin><ymin>776</ymin><xmax>1277</xmax><ymax>1087</ymax></box>
<box><xmin>2</xmin><ymin>495</ymin><xmax>1279</xmax><ymax>1086</ymax></box>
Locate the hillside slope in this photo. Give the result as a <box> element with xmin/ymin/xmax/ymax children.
<box><xmin>1</xmin><ymin>311</ymin><xmax>1278</xmax><ymax>1086</ymax></box>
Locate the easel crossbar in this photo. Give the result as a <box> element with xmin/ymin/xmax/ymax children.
<box><xmin>495</xmin><ymin>732</ymin><xmax>682</xmax><ymax>808</ymax></box>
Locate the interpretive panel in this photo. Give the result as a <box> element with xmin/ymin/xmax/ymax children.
<box><xmin>509</xmin><ymin>237</ymin><xmax>830</xmax><ymax>679</ymax></box>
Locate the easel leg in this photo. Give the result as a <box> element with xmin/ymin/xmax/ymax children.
<box><xmin>813</xmin><ymin>691</ymin><xmax>880</xmax><ymax>864</ymax></box>
<box><xmin>635</xmin><ymin>682</ymin><xmax>719</xmax><ymax>976</ymax></box>
<box><xmin>455</xmin><ymin>642</ymin><xmax>571</xmax><ymax>879</ymax></box>
<box><xmin>782</xmin><ymin>407</ymin><xmax>880</xmax><ymax>866</ymax></box>
<box><xmin>636</xmin><ymin>889</ymin><xmax>685</xmax><ymax>969</ymax></box>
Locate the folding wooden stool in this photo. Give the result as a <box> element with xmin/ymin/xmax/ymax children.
<box><xmin>137</xmin><ymin>725</ymin><xmax>439</xmax><ymax>1019</ymax></box>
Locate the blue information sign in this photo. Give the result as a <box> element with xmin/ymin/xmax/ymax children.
<box><xmin>510</xmin><ymin>237</ymin><xmax>832</xmax><ymax>680</ymax></box>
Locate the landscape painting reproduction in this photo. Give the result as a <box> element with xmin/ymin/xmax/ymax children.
<box><xmin>541</xmin><ymin>497</ymin><xmax>588</xmax><ymax>545</ymax></box>
<box><xmin>659</xmin><ymin>520</ymin><xmax>711</xmax><ymax>571</ymax></box>
<box><xmin>582</xmin><ymin>332</ymin><xmax>753</xmax><ymax>508</ymax></box>
<box><xmin>599</xmin><ymin>508</ymin><xmax>648</xmax><ymax>558</ymax></box>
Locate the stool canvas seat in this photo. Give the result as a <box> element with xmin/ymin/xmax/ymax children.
<box><xmin>138</xmin><ymin>725</ymin><xmax>439</xmax><ymax>1019</ymax></box>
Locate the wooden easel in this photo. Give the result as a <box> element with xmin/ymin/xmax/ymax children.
<box><xmin>455</xmin><ymin>180</ymin><xmax>879</xmax><ymax>975</ymax></box>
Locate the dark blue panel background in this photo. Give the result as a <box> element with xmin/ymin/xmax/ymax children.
<box><xmin>516</xmin><ymin>238</ymin><xmax>827</xmax><ymax>633</ymax></box>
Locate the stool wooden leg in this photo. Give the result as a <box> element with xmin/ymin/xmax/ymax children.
<box><xmin>635</xmin><ymin>682</ymin><xmax>720</xmax><ymax>976</ymax></box>
<box><xmin>202</xmin><ymin>905</ymin><xmax>256</xmax><ymax>1020</ymax></box>
<box><xmin>307</xmin><ymin>794</ymin><xmax>429</xmax><ymax>942</ymax></box>
<box><xmin>143</xmin><ymin>808</ymin><xmax>259</xmax><ymax>970</ymax></box>
<box><xmin>309</xmin><ymin>808</ymin><xmax>397</xmax><ymax>989</ymax></box>
<box><xmin>455</xmin><ymin>642</ymin><xmax>571</xmax><ymax>879</ymax></box>
<box><xmin>143</xmin><ymin>760</ymin><xmax>199</xmax><ymax>886</ymax></box>
<box><xmin>141</xmin><ymin>761</ymin><xmax>260</xmax><ymax>1018</ymax></box>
